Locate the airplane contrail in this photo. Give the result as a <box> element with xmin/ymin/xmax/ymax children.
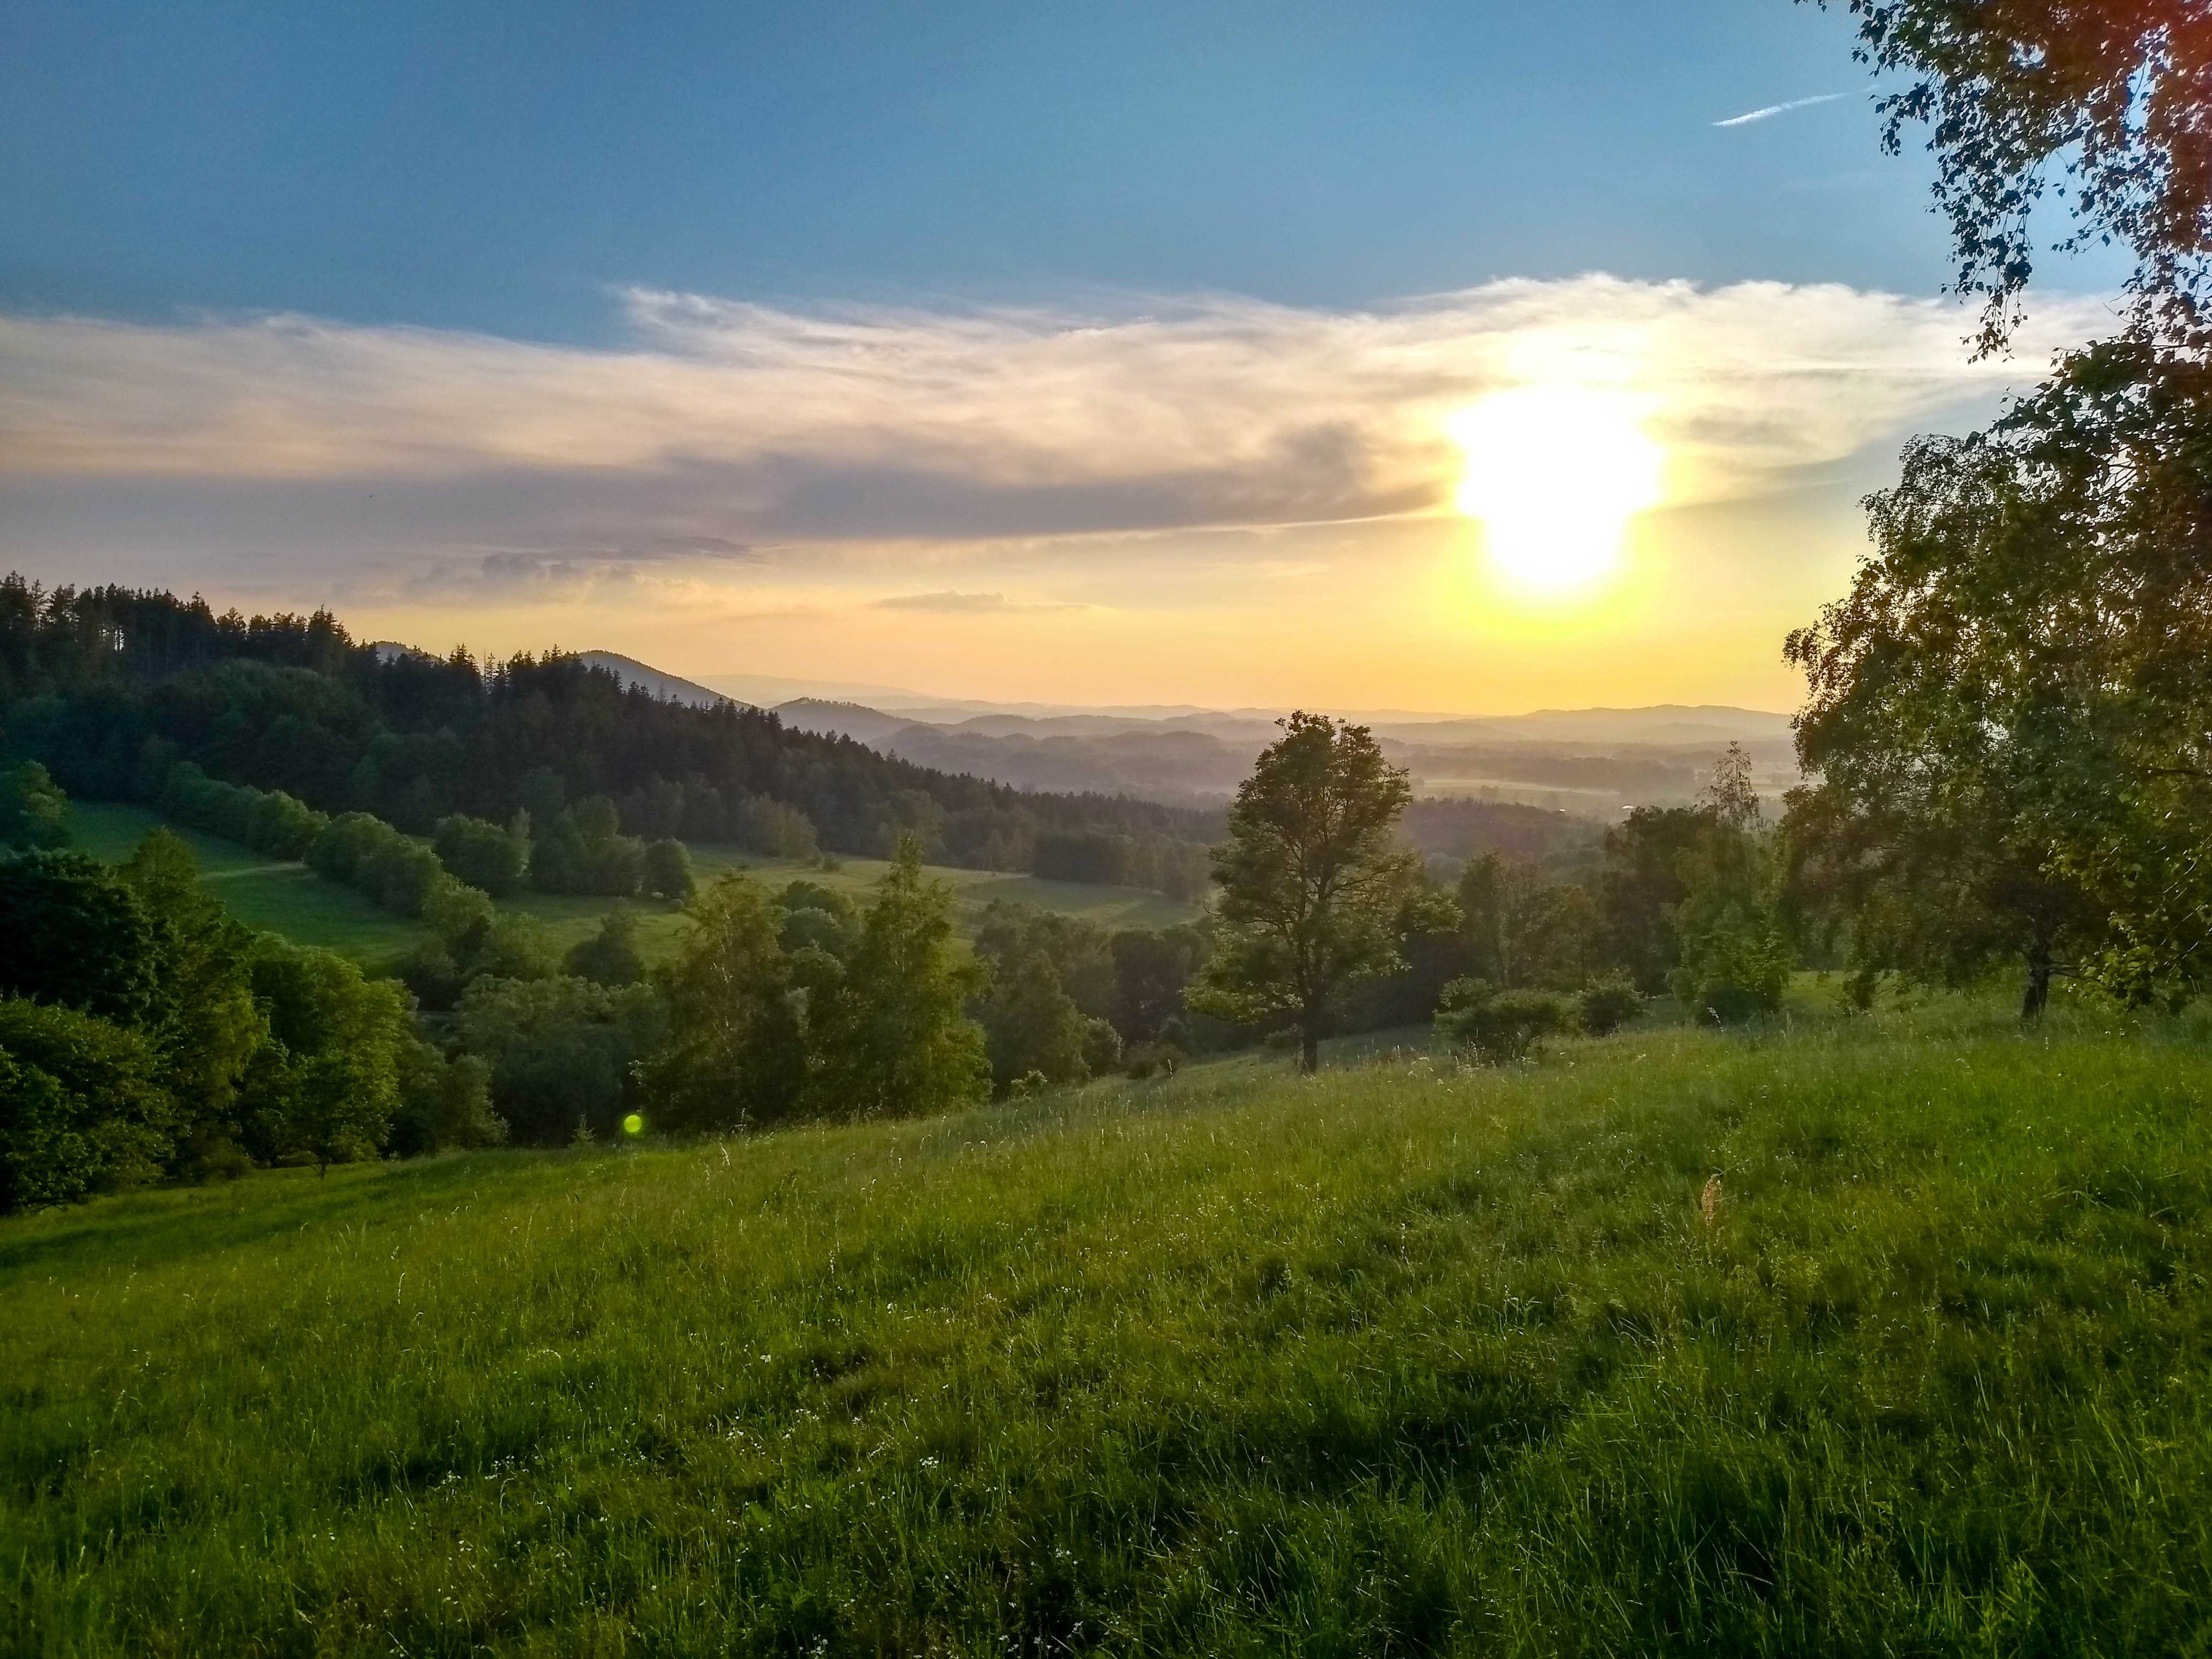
<box><xmin>1713</xmin><ymin>92</ymin><xmax>1847</xmax><ymax>128</ymax></box>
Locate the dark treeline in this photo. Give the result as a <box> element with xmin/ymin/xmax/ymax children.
<box><xmin>0</xmin><ymin>578</ymin><xmax>1219</xmax><ymax>898</ymax></box>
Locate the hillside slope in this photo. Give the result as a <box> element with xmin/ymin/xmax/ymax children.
<box><xmin>7</xmin><ymin>1003</ymin><xmax>2209</xmax><ymax>1653</ymax></box>
<box><xmin>67</xmin><ymin>801</ymin><xmax>1201</xmax><ymax>970</ymax></box>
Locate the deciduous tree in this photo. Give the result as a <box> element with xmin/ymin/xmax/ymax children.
<box><xmin>806</xmin><ymin>839</ymin><xmax>989</xmax><ymax>1118</ymax></box>
<box><xmin>1811</xmin><ymin>0</ymin><xmax>2212</xmax><ymax>348</ymax></box>
<box><xmin>1192</xmin><ymin>713</ymin><xmax>1422</xmax><ymax>1071</ymax></box>
<box><xmin>638</xmin><ymin>873</ymin><xmax>807</xmax><ymax>1133</ymax></box>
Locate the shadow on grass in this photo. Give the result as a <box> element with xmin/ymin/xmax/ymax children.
<box><xmin>0</xmin><ymin>1151</ymin><xmax>551</xmax><ymax>1279</ymax></box>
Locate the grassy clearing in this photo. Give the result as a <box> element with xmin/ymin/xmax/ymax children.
<box><xmin>66</xmin><ymin>803</ymin><xmax>425</xmax><ymax>962</ymax></box>
<box><xmin>7</xmin><ymin>998</ymin><xmax>2211</xmax><ymax>1655</ymax></box>
<box><xmin>66</xmin><ymin>803</ymin><xmax>1198</xmax><ymax>971</ymax></box>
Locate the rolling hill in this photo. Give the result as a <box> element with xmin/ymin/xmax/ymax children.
<box><xmin>8</xmin><ymin>992</ymin><xmax>2206</xmax><ymax>1652</ymax></box>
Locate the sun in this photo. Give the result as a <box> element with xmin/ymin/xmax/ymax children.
<box><xmin>1446</xmin><ymin>386</ymin><xmax>1664</xmax><ymax>594</ymax></box>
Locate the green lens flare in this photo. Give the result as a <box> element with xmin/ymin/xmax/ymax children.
<box><xmin>622</xmin><ymin>1113</ymin><xmax>644</xmax><ymax>1136</ymax></box>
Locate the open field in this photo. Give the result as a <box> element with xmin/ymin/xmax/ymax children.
<box><xmin>7</xmin><ymin>997</ymin><xmax>2211</xmax><ymax>1654</ymax></box>
<box><xmin>67</xmin><ymin>803</ymin><xmax>426</xmax><ymax>962</ymax></box>
<box><xmin>67</xmin><ymin>802</ymin><xmax>1200</xmax><ymax>970</ymax></box>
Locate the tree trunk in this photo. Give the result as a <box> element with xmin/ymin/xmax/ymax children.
<box><xmin>2021</xmin><ymin>948</ymin><xmax>2053</xmax><ymax>1022</ymax></box>
<box><xmin>1298</xmin><ymin>1011</ymin><xmax>1320</xmax><ymax>1074</ymax></box>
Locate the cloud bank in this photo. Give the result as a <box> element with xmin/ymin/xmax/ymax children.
<box><xmin>0</xmin><ymin>276</ymin><xmax>2113</xmax><ymax>591</ymax></box>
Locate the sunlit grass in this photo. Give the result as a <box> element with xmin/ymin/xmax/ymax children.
<box><xmin>67</xmin><ymin>803</ymin><xmax>1199</xmax><ymax>973</ymax></box>
<box><xmin>7</xmin><ymin>998</ymin><xmax>2210</xmax><ymax>1654</ymax></box>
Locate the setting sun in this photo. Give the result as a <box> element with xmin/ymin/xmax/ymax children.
<box><xmin>1447</xmin><ymin>385</ymin><xmax>1665</xmax><ymax>594</ymax></box>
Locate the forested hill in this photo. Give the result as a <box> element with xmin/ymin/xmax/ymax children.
<box><xmin>0</xmin><ymin>578</ymin><xmax>1219</xmax><ymax>895</ymax></box>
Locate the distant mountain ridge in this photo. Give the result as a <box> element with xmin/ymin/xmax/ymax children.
<box><xmin>577</xmin><ymin>651</ymin><xmax>751</xmax><ymax>711</ymax></box>
<box><xmin>590</xmin><ymin>650</ymin><xmax>1796</xmax><ymax>818</ymax></box>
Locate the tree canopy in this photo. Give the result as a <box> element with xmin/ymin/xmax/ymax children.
<box><xmin>1815</xmin><ymin>0</ymin><xmax>2212</xmax><ymax>348</ymax></box>
<box><xmin>1787</xmin><ymin>343</ymin><xmax>2212</xmax><ymax>1006</ymax></box>
<box><xmin>1193</xmin><ymin>713</ymin><xmax>1429</xmax><ymax>1071</ymax></box>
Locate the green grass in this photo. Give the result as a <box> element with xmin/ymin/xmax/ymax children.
<box><xmin>66</xmin><ymin>803</ymin><xmax>426</xmax><ymax>961</ymax></box>
<box><xmin>8</xmin><ymin>998</ymin><xmax>2212</xmax><ymax>1654</ymax></box>
<box><xmin>66</xmin><ymin>803</ymin><xmax>1199</xmax><ymax>970</ymax></box>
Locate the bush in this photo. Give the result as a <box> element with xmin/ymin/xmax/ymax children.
<box><xmin>397</xmin><ymin>938</ymin><xmax>465</xmax><ymax>1012</ymax></box>
<box><xmin>307</xmin><ymin>812</ymin><xmax>395</xmax><ymax>884</ymax></box>
<box><xmin>422</xmin><ymin>877</ymin><xmax>496</xmax><ymax>948</ymax></box>
<box><xmin>158</xmin><ymin>762</ymin><xmax>325</xmax><ymax>859</ymax></box>
<box><xmin>389</xmin><ymin>1042</ymin><xmax>504</xmax><ymax>1158</ymax></box>
<box><xmin>565</xmin><ymin>910</ymin><xmax>647</xmax><ymax>987</ymax></box>
<box><xmin>309</xmin><ymin>811</ymin><xmax>497</xmax><ymax>928</ymax></box>
<box><xmin>0</xmin><ymin>997</ymin><xmax>177</xmax><ymax>1212</ymax></box>
<box><xmin>1123</xmin><ymin>1040</ymin><xmax>1186</xmax><ymax>1079</ymax></box>
<box><xmin>1436</xmin><ymin>978</ymin><xmax>1574</xmax><ymax>1065</ymax></box>
<box><xmin>586</xmin><ymin>835</ymin><xmax>648</xmax><ymax>898</ymax></box>
<box><xmin>643</xmin><ymin>838</ymin><xmax>695</xmax><ymax>903</ymax></box>
<box><xmin>242</xmin><ymin>939</ymin><xmax>409</xmax><ymax>1173</ymax></box>
<box><xmin>460</xmin><ymin>916</ymin><xmax>562</xmax><ymax>984</ymax></box>
<box><xmin>1579</xmin><ymin>973</ymin><xmax>1644</xmax><ymax>1037</ymax></box>
<box><xmin>458</xmin><ymin>975</ymin><xmax>665</xmax><ymax>1143</ymax></box>
<box><xmin>780</xmin><ymin>904</ymin><xmax>852</xmax><ymax>957</ymax></box>
<box><xmin>0</xmin><ymin>851</ymin><xmax>162</xmax><ymax>1024</ymax></box>
<box><xmin>432</xmin><ymin>815</ymin><xmax>527</xmax><ymax>896</ymax></box>
<box><xmin>1670</xmin><ymin>920</ymin><xmax>1793</xmax><ymax>1025</ymax></box>
<box><xmin>0</xmin><ymin>760</ymin><xmax>71</xmax><ymax>850</ymax></box>
<box><xmin>1081</xmin><ymin>1016</ymin><xmax>1123</xmax><ymax>1076</ymax></box>
<box><xmin>364</xmin><ymin>839</ymin><xmax>447</xmax><ymax>917</ymax></box>
<box><xmin>734</xmin><ymin>795</ymin><xmax>818</xmax><ymax>860</ymax></box>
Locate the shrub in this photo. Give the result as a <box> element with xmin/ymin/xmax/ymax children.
<box><xmin>389</xmin><ymin>1042</ymin><xmax>504</xmax><ymax>1158</ymax></box>
<box><xmin>459</xmin><ymin>975</ymin><xmax>666</xmax><ymax>1143</ymax></box>
<box><xmin>245</xmin><ymin>789</ymin><xmax>325</xmax><ymax>859</ymax></box>
<box><xmin>1579</xmin><ymin>973</ymin><xmax>1644</xmax><ymax>1037</ymax></box>
<box><xmin>242</xmin><ymin>939</ymin><xmax>409</xmax><ymax>1173</ymax></box>
<box><xmin>0</xmin><ymin>760</ymin><xmax>71</xmax><ymax>850</ymax></box>
<box><xmin>1123</xmin><ymin>1040</ymin><xmax>1186</xmax><ymax>1080</ymax></box>
<box><xmin>0</xmin><ymin>997</ymin><xmax>178</xmax><ymax>1212</ymax></box>
<box><xmin>396</xmin><ymin>938</ymin><xmax>465</xmax><ymax>1012</ymax></box>
<box><xmin>422</xmin><ymin>877</ymin><xmax>496</xmax><ymax>949</ymax></box>
<box><xmin>0</xmin><ymin>851</ymin><xmax>162</xmax><ymax>1024</ymax></box>
<box><xmin>1670</xmin><ymin>920</ymin><xmax>1793</xmax><ymax>1025</ymax></box>
<box><xmin>643</xmin><ymin>838</ymin><xmax>695</xmax><ymax>903</ymax></box>
<box><xmin>308</xmin><ymin>812</ymin><xmax>396</xmax><ymax>884</ymax></box>
<box><xmin>1081</xmin><ymin>1016</ymin><xmax>1124</xmax><ymax>1076</ymax></box>
<box><xmin>1436</xmin><ymin>978</ymin><xmax>1574</xmax><ymax>1065</ymax></box>
<box><xmin>734</xmin><ymin>795</ymin><xmax>818</xmax><ymax>860</ymax></box>
<box><xmin>586</xmin><ymin>834</ymin><xmax>648</xmax><ymax>898</ymax></box>
<box><xmin>432</xmin><ymin>815</ymin><xmax>527</xmax><ymax>896</ymax></box>
<box><xmin>565</xmin><ymin>910</ymin><xmax>647</xmax><ymax>987</ymax></box>
<box><xmin>157</xmin><ymin>762</ymin><xmax>325</xmax><ymax>859</ymax></box>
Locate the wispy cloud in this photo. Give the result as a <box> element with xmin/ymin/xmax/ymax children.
<box><xmin>872</xmin><ymin>590</ymin><xmax>1085</xmax><ymax>614</ymax></box>
<box><xmin>0</xmin><ymin>276</ymin><xmax>2111</xmax><ymax>594</ymax></box>
<box><xmin>1713</xmin><ymin>92</ymin><xmax>1847</xmax><ymax>128</ymax></box>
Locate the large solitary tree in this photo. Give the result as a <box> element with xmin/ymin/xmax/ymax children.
<box><xmin>1193</xmin><ymin>712</ymin><xmax>1427</xmax><ymax>1071</ymax></box>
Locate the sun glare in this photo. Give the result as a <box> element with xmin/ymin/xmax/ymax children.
<box><xmin>1447</xmin><ymin>386</ymin><xmax>1664</xmax><ymax>595</ymax></box>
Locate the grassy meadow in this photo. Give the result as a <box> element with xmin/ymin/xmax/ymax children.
<box><xmin>66</xmin><ymin>801</ymin><xmax>1199</xmax><ymax>971</ymax></box>
<box><xmin>7</xmin><ymin>994</ymin><xmax>2211</xmax><ymax>1655</ymax></box>
<box><xmin>67</xmin><ymin>803</ymin><xmax>425</xmax><ymax>961</ymax></box>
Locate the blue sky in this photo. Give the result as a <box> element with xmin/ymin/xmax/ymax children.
<box><xmin>4</xmin><ymin>0</ymin><xmax>1971</xmax><ymax>335</ymax></box>
<box><xmin>0</xmin><ymin>2</ymin><xmax>2127</xmax><ymax>711</ymax></box>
